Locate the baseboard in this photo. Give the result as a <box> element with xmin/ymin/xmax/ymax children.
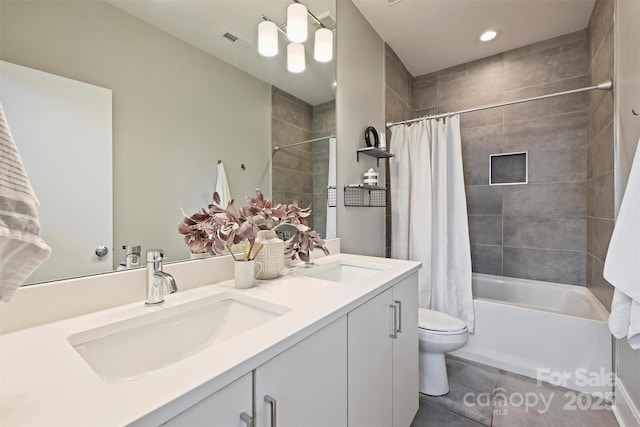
<box><xmin>613</xmin><ymin>377</ymin><xmax>640</xmax><ymax>427</ymax></box>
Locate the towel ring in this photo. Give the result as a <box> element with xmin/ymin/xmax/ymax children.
<box><xmin>364</xmin><ymin>126</ymin><xmax>379</xmax><ymax>148</ymax></box>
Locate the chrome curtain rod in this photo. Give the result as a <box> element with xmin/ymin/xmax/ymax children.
<box><xmin>385</xmin><ymin>80</ymin><xmax>614</xmax><ymax>128</ymax></box>
<box><xmin>273</xmin><ymin>135</ymin><xmax>335</xmax><ymax>152</ymax></box>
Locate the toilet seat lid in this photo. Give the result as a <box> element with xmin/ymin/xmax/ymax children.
<box><xmin>418</xmin><ymin>308</ymin><xmax>467</xmax><ymax>332</ymax></box>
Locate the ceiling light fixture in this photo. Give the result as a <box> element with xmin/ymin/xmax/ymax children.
<box><xmin>258</xmin><ymin>2</ymin><xmax>333</xmax><ymax>72</ymax></box>
<box><xmin>314</xmin><ymin>28</ymin><xmax>333</xmax><ymax>62</ymax></box>
<box><xmin>287</xmin><ymin>3</ymin><xmax>308</xmax><ymax>43</ymax></box>
<box><xmin>480</xmin><ymin>30</ymin><xmax>498</xmax><ymax>42</ymax></box>
<box><xmin>287</xmin><ymin>43</ymin><xmax>305</xmax><ymax>73</ymax></box>
<box><xmin>258</xmin><ymin>21</ymin><xmax>278</xmax><ymax>57</ymax></box>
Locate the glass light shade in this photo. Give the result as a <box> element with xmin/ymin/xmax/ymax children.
<box><xmin>313</xmin><ymin>28</ymin><xmax>333</xmax><ymax>62</ymax></box>
<box><xmin>258</xmin><ymin>21</ymin><xmax>278</xmax><ymax>57</ymax></box>
<box><xmin>287</xmin><ymin>43</ymin><xmax>305</xmax><ymax>73</ymax></box>
<box><xmin>287</xmin><ymin>3</ymin><xmax>308</xmax><ymax>43</ymax></box>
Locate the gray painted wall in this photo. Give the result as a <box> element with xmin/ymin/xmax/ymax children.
<box><xmin>336</xmin><ymin>0</ymin><xmax>386</xmax><ymax>256</ymax></box>
<box><xmin>0</xmin><ymin>0</ymin><xmax>271</xmax><ymax>266</ymax></box>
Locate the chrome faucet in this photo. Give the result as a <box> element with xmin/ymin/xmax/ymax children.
<box><xmin>145</xmin><ymin>250</ymin><xmax>177</xmax><ymax>306</ymax></box>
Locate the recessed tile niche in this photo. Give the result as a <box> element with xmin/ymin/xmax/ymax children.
<box><xmin>490</xmin><ymin>152</ymin><xmax>528</xmax><ymax>185</ymax></box>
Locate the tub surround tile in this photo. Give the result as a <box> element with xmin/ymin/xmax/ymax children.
<box><xmin>437</xmin><ymin>56</ymin><xmax>504</xmax><ymax>108</ymax></box>
<box><xmin>503</xmin><ymin>216</ymin><xmax>586</xmax><ymax>251</ymax></box>
<box><xmin>413</xmin><ymin>76</ymin><xmax>438</xmax><ymax>110</ymax></box>
<box><xmin>387</xmin><ymin>86</ymin><xmax>409</xmax><ymax>124</ymax></box>
<box><xmin>587</xmin><ymin>171</ymin><xmax>614</xmax><ymax>219</ymax></box>
<box><xmin>503</xmin><ymin>112</ymin><xmax>588</xmax><ymax>152</ymax></box>
<box><xmin>588</xmin><ymin>0</ymin><xmax>614</xmax><ymax>61</ymax></box>
<box><xmin>471</xmin><ymin>244</ymin><xmax>502</xmax><ymax>275</ymax></box>
<box><xmin>589</xmin><ymin>217</ymin><xmax>615</xmax><ymax>262</ymax></box>
<box><xmin>412</xmin><ymin>107</ymin><xmax>439</xmax><ymax>120</ymax></box>
<box><xmin>272</xmin><ymin>147</ymin><xmax>303</xmax><ymax>171</ymax></box>
<box><xmin>589</xmin><ymin>24</ymin><xmax>614</xmax><ymax>88</ymax></box>
<box><xmin>587</xmin><ymin>90</ymin><xmax>614</xmax><ymax>141</ymax></box>
<box><xmin>461</xmin><ymin>124</ymin><xmax>505</xmax><ymax>158</ymax></box>
<box><xmin>272</xmin><ymin>167</ymin><xmax>303</xmax><ymax>194</ymax></box>
<box><xmin>503</xmin><ymin>77</ymin><xmax>588</xmax><ymax>122</ymax></box>
<box><xmin>503</xmin><ymin>182</ymin><xmax>586</xmax><ymax>217</ymax></box>
<box><xmin>587</xmin><ymin>122</ymin><xmax>614</xmax><ymax>179</ymax></box>
<box><xmin>465</xmin><ymin>186</ymin><xmax>502</xmax><ymax>215</ymax></box>
<box><xmin>272</xmin><ymin>117</ymin><xmax>304</xmax><ymax>147</ymax></box>
<box><xmin>440</xmin><ymin>95</ymin><xmax>504</xmax><ymax>129</ymax></box>
<box><xmin>587</xmin><ymin>254</ymin><xmax>614</xmax><ymax>309</ymax></box>
<box><xmin>386</xmin><ymin>34</ymin><xmax>589</xmax><ymax>281</ymax></box>
<box><xmin>527</xmin><ymin>147</ymin><xmax>587</xmax><ymax>183</ymax></box>
<box><xmin>503</xmin><ymin>247</ymin><xmax>586</xmax><ymax>285</ymax></box>
<box><xmin>468</xmin><ymin>215</ymin><xmax>502</xmax><ymax>245</ymax></box>
<box><xmin>463</xmin><ymin>156</ymin><xmax>490</xmax><ymax>186</ymax></box>
<box><xmin>503</xmin><ymin>30</ymin><xmax>588</xmax><ymax>91</ymax></box>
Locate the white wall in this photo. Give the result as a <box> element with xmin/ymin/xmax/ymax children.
<box><xmin>335</xmin><ymin>0</ymin><xmax>386</xmax><ymax>256</ymax></box>
<box><xmin>614</xmin><ymin>0</ymin><xmax>640</xmax><ymax>420</ymax></box>
<box><xmin>0</xmin><ymin>0</ymin><xmax>271</xmax><ymax>266</ymax></box>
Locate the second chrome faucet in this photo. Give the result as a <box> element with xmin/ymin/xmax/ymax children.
<box><xmin>145</xmin><ymin>250</ymin><xmax>177</xmax><ymax>306</ymax></box>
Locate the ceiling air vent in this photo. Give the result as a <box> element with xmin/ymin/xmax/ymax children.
<box><xmin>218</xmin><ymin>31</ymin><xmax>251</xmax><ymax>50</ymax></box>
<box><xmin>386</xmin><ymin>0</ymin><xmax>404</xmax><ymax>6</ymax></box>
<box><xmin>222</xmin><ymin>32</ymin><xmax>238</xmax><ymax>42</ymax></box>
<box><xmin>314</xmin><ymin>11</ymin><xmax>336</xmax><ymax>31</ymax></box>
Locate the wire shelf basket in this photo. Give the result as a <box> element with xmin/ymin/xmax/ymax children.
<box><xmin>327</xmin><ymin>186</ymin><xmax>337</xmax><ymax>207</ymax></box>
<box><xmin>344</xmin><ymin>184</ymin><xmax>387</xmax><ymax>207</ymax></box>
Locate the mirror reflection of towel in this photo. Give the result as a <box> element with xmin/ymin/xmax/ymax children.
<box><xmin>0</xmin><ymin>103</ymin><xmax>51</xmax><ymax>302</ymax></box>
<box><xmin>215</xmin><ymin>162</ymin><xmax>232</xmax><ymax>208</ymax></box>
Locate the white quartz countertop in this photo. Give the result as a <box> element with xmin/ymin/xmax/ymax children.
<box><xmin>0</xmin><ymin>253</ymin><xmax>420</xmax><ymax>426</ymax></box>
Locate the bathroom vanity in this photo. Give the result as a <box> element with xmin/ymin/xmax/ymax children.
<box><xmin>0</xmin><ymin>252</ymin><xmax>420</xmax><ymax>426</ymax></box>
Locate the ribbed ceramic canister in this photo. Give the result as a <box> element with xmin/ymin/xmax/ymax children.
<box><xmin>254</xmin><ymin>230</ymin><xmax>284</xmax><ymax>279</ymax></box>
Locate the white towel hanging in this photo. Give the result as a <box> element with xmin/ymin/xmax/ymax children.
<box><xmin>215</xmin><ymin>161</ymin><xmax>232</xmax><ymax>208</ymax></box>
<box><xmin>604</xmin><ymin>137</ymin><xmax>640</xmax><ymax>349</ymax></box>
<box><xmin>0</xmin><ymin>103</ymin><xmax>51</xmax><ymax>302</ymax></box>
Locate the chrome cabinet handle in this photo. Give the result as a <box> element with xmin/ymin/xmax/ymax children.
<box><xmin>264</xmin><ymin>395</ymin><xmax>277</xmax><ymax>427</ymax></box>
<box><xmin>390</xmin><ymin>304</ymin><xmax>398</xmax><ymax>339</ymax></box>
<box><xmin>240</xmin><ymin>411</ymin><xmax>253</xmax><ymax>427</ymax></box>
<box><xmin>395</xmin><ymin>300</ymin><xmax>402</xmax><ymax>333</ymax></box>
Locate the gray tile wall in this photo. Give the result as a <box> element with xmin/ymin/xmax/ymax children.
<box><xmin>271</xmin><ymin>86</ymin><xmax>335</xmax><ymax>237</ymax></box>
<box><xmin>385</xmin><ymin>43</ymin><xmax>414</xmax><ymax>257</ymax></box>
<box><xmin>586</xmin><ymin>0</ymin><xmax>615</xmax><ymax>308</ymax></box>
<box><xmin>386</xmin><ymin>32</ymin><xmax>592</xmax><ymax>285</ymax></box>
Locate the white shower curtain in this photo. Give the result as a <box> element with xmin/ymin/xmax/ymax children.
<box><xmin>390</xmin><ymin>116</ymin><xmax>474</xmax><ymax>332</ymax></box>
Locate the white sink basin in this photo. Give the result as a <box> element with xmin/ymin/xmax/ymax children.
<box><xmin>68</xmin><ymin>293</ymin><xmax>289</xmax><ymax>383</ymax></box>
<box><xmin>299</xmin><ymin>261</ymin><xmax>387</xmax><ymax>284</ymax></box>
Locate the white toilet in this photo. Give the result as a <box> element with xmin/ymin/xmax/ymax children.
<box><xmin>418</xmin><ymin>308</ymin><xmax>469</xmax><ymax>396</ymax></box>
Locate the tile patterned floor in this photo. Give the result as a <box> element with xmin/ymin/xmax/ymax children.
<box><xmin>411</xmin><ymin>356</ymin><xmax>619</xmax><ymax>427</ymax></box>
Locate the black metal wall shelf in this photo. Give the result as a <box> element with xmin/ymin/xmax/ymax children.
<box><xmin>356</xmin><ymin>147</ymin><xmax>394</xmax><ymax>167</ymax></box>
<box><xmin>344</xmin><ymin>184</ymin><xmax>387</xmax><ymax>207</ymax></box>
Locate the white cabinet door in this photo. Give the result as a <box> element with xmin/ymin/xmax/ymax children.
<box><xmin>162</xmin><ymin>373</ymin><xmax>252</xmax><ymax>427</ymax></box>
<box><xmin>255</xmin><ymin>316</ymin><xmax>347</xmax><ymax>427</ymax></box>
<box><xmin>348</xmin><ymin>289</ymin><xmax>394</xmax><ymax>427</ymax></box>
<box><xmin>392</xmin><ymin>273</ymin><xmax>419</xmax><ymax>427</ymax></box>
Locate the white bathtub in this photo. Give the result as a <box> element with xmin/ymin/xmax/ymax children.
<box><xmin>451</xmin><ymin>273</ymin><xmax>613</xmax><ymax>396</ymax></box>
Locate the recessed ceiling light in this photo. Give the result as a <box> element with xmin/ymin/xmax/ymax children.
<box><xmin>480</xmin><ymin>30</ymin><xmax>498</xmax><ymax>42</ymax></box>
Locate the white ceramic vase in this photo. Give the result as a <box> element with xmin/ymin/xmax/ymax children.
<box><xmin>254</xmin><ymin>230</ymin><xmax>284</xmax><ymax>279</ymax></box>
